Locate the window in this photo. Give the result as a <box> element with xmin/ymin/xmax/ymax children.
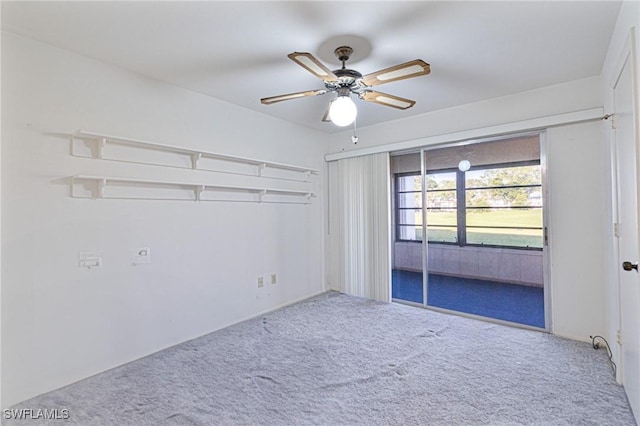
<box><xmin>426</xmin><ymin>171</ymin><xmax>457</xmax><ymax>243</ymax></box>
<box><xmin>396</xmin><ymin>173</ymin><xmax>422</xmax><ymax>241</ymax></box>
<box><xmin>395</xmin><ymin>161</ymin><xmax>543</xmax><ymax>249</ymax></box>
<box><xmin>465</xmin><ymin>162</ymin><xmax>542</xmax><ymax>249</ymax></box>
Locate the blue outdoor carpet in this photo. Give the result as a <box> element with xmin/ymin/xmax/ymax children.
<box><xmin>392</xmin><ymin>269</ymin><xmax>545</xmax><ymax>328</ymax></box>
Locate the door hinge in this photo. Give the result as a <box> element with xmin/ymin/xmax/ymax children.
<box><xmin>614</xmin><ymin>222</ymin><xmax>620</xmax><ymax>238</ymax></box>
<box><xmin>544</xmin><ymin>227</ymin><xmax>549</xmax><ymax>246</ymax></box>
<box><xmin>618</xmin><ymin>329</ymin><xmax>623</xmax><ymax>346</ymax></box>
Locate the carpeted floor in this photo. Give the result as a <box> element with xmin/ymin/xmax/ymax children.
<box><xmin>392</xmin><ymin>270</ymin><xmax>545</xmax><ymax>328</ymax></box>
<box><xmin>6</xmin><ymin>292</ymin><xmax>634</xmax><ymax>425</ymax></box>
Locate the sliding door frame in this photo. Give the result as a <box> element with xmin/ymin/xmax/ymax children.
<box><xmin>540</xmin><ymin>132</ymin><xmax>552</xmax><ymax>332</ymax></box>
<box><xmin>415</xmin><ymin>130</ymin><xmax>550</xmax><ymax>331</ymax></box>
<box><xmin>420</xmin><ymin>148</ymin><xmax>429</xmax><ymax>307</ymax></box>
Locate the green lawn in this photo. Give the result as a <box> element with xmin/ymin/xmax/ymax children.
<box><xmin>422</xmin><ymin>209</ymin><xmax>543</xmax><ymax>248</ymax></box>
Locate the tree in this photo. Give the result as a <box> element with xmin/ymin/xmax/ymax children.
<box><xmin>472</xmin><ymin>166</ymin><xmax>540</xmax><ymax>207</ymax></box>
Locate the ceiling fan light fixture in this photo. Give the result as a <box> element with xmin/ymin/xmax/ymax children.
<box><xmin>458</xmin><ymin>160</ymin><xmax>471</xmax><ymax>172</ymax></box>
<box><xmin>329</xmin><ymin>95</ymin><xmax>357</xmax><ymax>127</ymax></box>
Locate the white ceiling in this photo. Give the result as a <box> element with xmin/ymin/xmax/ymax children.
<box><xmin>1</xmin><ymin>1</ymin><xmax>622</xmax><ymax>134</ymax></box>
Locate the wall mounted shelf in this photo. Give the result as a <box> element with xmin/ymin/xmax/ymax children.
<box><xmin>71</xmin><ymin>130</ymin><xmax>320</xmax><ymax>181</ymax></box>
<box><xmin>71</xmin><ymin>175</ymin><xmax>315</xmax><ymax>204</ymax></box>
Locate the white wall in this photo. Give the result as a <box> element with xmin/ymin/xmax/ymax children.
<box><xmin>394</xmin><ymin>243</ymin><xmax>544</xmax><ymax>287</ymax></box>
<box><xmin>1</xmin><ymin>33</ymin><xmax>327</xmax><ymax>407</ymax></box>
<box><xmin>326</xmin><ymin>72</ymin><xmax>609</xmax><ymax>341</ymax></box>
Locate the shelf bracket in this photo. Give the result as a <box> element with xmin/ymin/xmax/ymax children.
<box><xmin>257</xmin><ymin>163</ymin><xmax>267</xmax><ymax>177</ymax></box>
<box><xmin>69</xmin><ymin>133</ymin><xmax>76</xmax><ymax>156</ymax></box>
<box><xmin>97</xmin><ymin>138</ymin><xmax>107</xmax><ymax>160</ymax></box>
<box><xmin>97</xmin><ymin>178</ymin><xmax>107</xmax><ymax>198</ymax></box>
<box><xmin>195</xmin><ymin>185</ymin><xmax>205</xmax><ymax>201</ymax></box>
<box><xmin>258</xmin><ymin>189</ymin><xmax>267</xmax><ymax>203</ymax></box>
<box><xmin>191</xmin><ymin>153</ymin><xmax>202</xmax><ymax>170</ymax></box>
<box><xmin>305</xmin><ymin>170</ymin><xmax>312</xmax><ymax>182</ymax></box>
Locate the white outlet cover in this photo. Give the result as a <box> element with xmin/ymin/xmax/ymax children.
<box><xmin>133</xmin><ymin>247</ymin><xmax>151</xmax><ymax>265</ymax></box>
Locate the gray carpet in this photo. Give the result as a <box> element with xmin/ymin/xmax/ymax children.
<box><xmin>6</xmin><ymin>292</ymin><xmax>635</xmax><ymax>425</ymax></box>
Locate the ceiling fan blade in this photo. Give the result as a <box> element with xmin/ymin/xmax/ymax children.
<box><xmin>360</xmin><ymin>91</ymin><xmax>416</xmax><ymax>110</ymax></box>
<box><xmin>260</xmin><ymin>89</ymin><xmax>327</xmax><ymax>105</ymax></box>
<box><xmin>288</xmin><ymin>52</ymin><xmax>338</xmax><ymax>82</ymax></box>
<box><xmin>321</xmin><ymin>101</ymin><xmax>332</xmax><ymax>122</ymax></box>
<box><xmin>361</xmin><ymin>59</ymin><xmax>430</xmax><ymax>87</ymax></box>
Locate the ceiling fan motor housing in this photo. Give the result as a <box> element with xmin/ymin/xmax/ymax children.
<box><xmin>327</xmin><ymin>46</ymin><xmax>364</xmax><ymax>90</ymax></box>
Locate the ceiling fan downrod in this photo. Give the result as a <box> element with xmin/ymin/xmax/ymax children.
<box><xmin>331</xmin><ymin>46</ymin><xmax>362</xmax><ymax>86</ymax></box>
<box><xmin>334</xmin><ymin>46</ymin><xmax>353</xmax><ymax>69</ymax></box>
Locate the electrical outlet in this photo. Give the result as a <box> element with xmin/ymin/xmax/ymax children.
<box><xmin>257</xmin><ymin>277</ymin><xmax>264</xmax><ymax>288</ymax></box>
<box><xmin>271</xmin><ymin>273</ymin><xmax>277</xmax><ymax>285</ymax></box>
<box><xmin>133</xmin><ymin>247</ymin><xmax>151</xmax><ymax>265</ymax></box>
<box><xmin>79</xmin><ymin>250</ymin><xmax>102</xmax><ymax>269</ymax></box>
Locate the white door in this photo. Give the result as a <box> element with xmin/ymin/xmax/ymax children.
<box><xmin>614</xmin><ymin>37</ymin><xmax>640</xmax><ymax>419</ymax></box>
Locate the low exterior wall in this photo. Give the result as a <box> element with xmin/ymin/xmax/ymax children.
<box><xmin>394</xmin><ymin>242</ymin><xmax>543</xmax><ymax>287</ymax></box>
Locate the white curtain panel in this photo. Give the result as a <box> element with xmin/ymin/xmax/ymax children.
<box><xmin>331</xmin><ymin>152</ymin><xmax>391</xmax><ymax>302</ymax></box>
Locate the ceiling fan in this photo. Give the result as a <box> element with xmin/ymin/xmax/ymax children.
<box><xmin>260</xmin><ymin>46</ymin><xmax>431</xmax><ymax>126</ymax></box>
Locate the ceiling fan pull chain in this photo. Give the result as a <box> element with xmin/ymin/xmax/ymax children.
<box><xmin>351</xmin><ymin>118</ymin><xmax>359</xmax><ymax>144</ymax></box>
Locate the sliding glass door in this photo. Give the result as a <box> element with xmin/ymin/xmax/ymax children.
<box><xmin>391</xmin><ymin>133</ymin><xmax>548</xmax><ymax>329</ymax></box>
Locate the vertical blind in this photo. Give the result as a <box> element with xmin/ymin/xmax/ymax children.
<box><xmin>330</xmin><ymin>152</ymin><xmax>391</xmax><ymax>302</ymax></box>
